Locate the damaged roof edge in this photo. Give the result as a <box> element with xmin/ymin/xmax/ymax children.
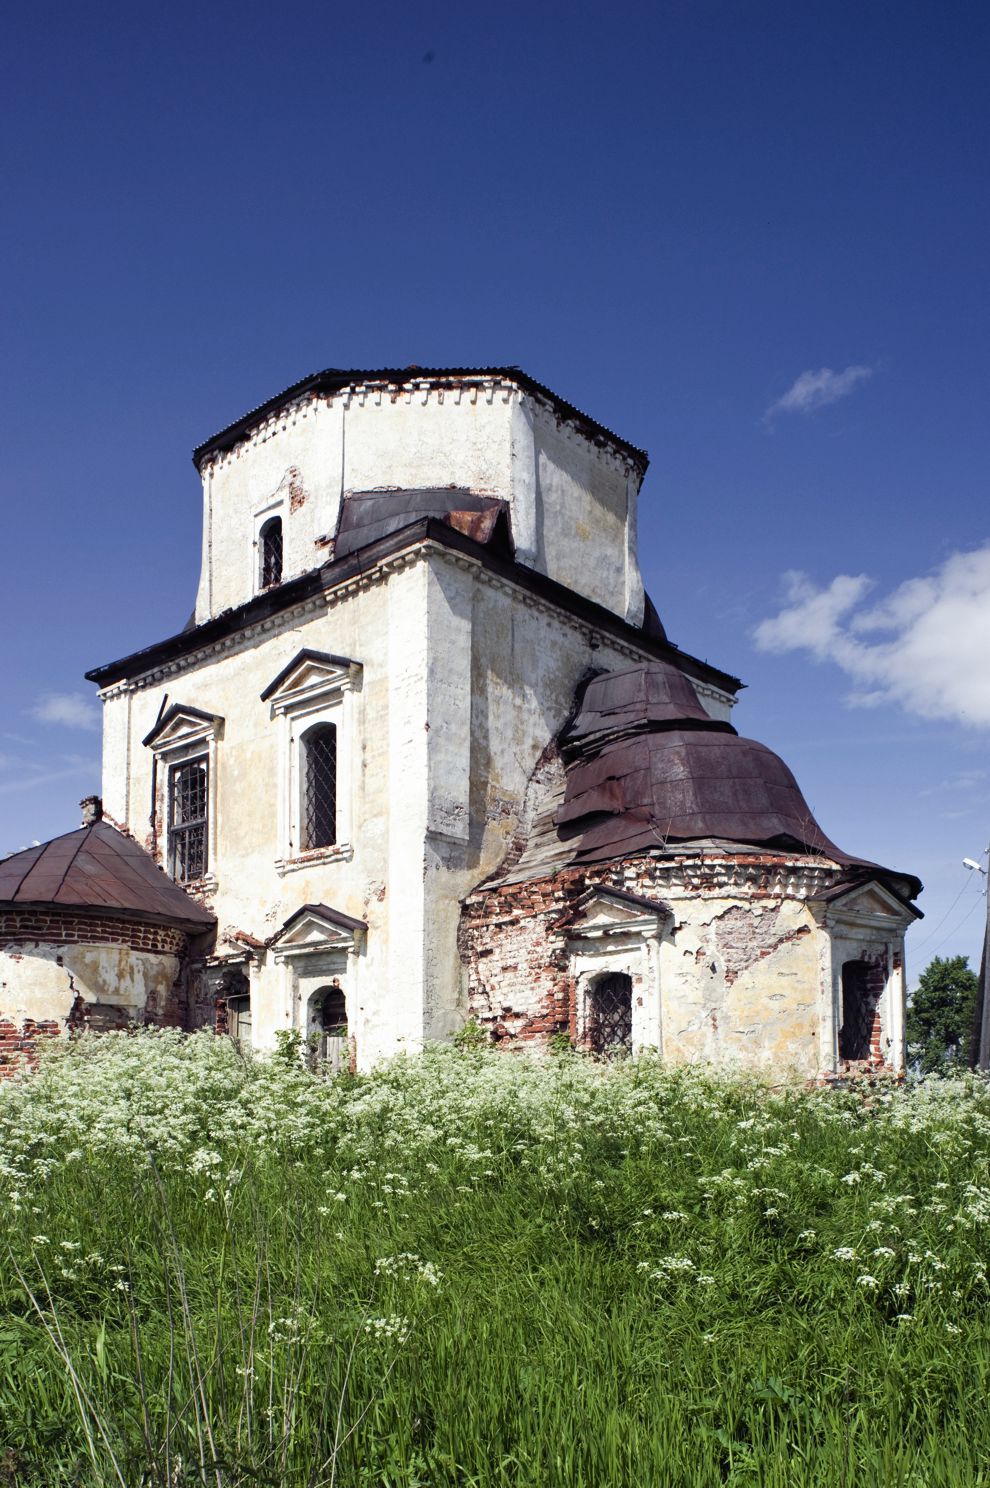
<box><xmin>85</xmin><ymin>519</ymin><xmax>744</xmax><ymax>696</ymax></box>
<box><xmin>190</xmin><ymin>366</ymin><xmax>650</xmax><ymax>474</ymax></box>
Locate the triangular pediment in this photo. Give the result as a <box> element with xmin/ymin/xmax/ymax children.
<box><xmin>555</xmin><ymin>886</ymin><xmax>671</xmax><ymax>936</ymax></box>
<box><xmin>825</xmin><ymin>878</ymin><xmax>920</xmax><ymax>923</ymax></box>
<box><xmin>143</xmin><ymin>703</ymin><xmax>224</xmax><ymax>751</ymax></box>
<box><xmin>270</xmin><ymin>902</ymin><xmax>367</xmax><ymax>956</ymax></box>
<box><xmin>260</xmin><ymin>649</ymin><xmax>362</xmax><ymax>709</ymax></box>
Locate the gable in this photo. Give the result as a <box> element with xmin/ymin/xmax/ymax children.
<box><xmin>143</xmin><ymin>703</ymin><xmax>224</xmax><ymax>751</ymax></box>
<box><xmin>824</xmin><ymin>878</ymin><xmax>921</xmax><ymax>925</ymax></box>
<box><xmin>554</xmin><ymin>886</ymin><xmax>671</xmax><ymax>938</ymax></box>
<box><xmin>260</xmin><ymin>649</ymin><xmax>362</xmax><ymax>711</ymax></box>
<box><xmin>269</xmin><ymin>903</ymin><xmax>367</xmax><ymax>958</ymax></box>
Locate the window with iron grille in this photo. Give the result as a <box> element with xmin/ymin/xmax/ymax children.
<box><xmin>302</xmin><ymin>724</ymin><xmax>337</xmax><ymax>849</ymax></box>
<box><xmin>588</xmin><ymin>973</ymin><xmax>633</xmax><ymax>1058</ymax></box>
<box><xmin>260</xmin><ymin>517</ymin><xmax>283</xmax><ymax>588</ymax></box>
<box><xmin>168</xmin><ymin>758</ymin><xmax>209</xmax><ymax>882</ymax></box>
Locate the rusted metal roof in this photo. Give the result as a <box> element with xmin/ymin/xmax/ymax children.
<box><xmin>334</xmin><ymin>490</ymin><xmax>512</xmax><ymax>561</ymax></box>
<box><xmin>191</xmin><ymin>366</ymin><xmax>649</xmax><ymax>474</ymax></box>
<box><xmin>0</xmin><ymin>823</ymin><xmax>216</xmax><ymax>931</ymax></box>
<box><xmin>563</xmin><ymin>662</ymin><xmax>718</xmax><ymax>745</ymax></box>
<box><xmin>477</xmin><ymin>659</ymin><xmax>921</xmax><ymax>902</ymax></box>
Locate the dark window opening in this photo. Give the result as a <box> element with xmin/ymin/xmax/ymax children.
<box><xmin>838</xmin><ymin>959</ymin><xmax>881</xmax><ymax>1061</ymax></box>
<box><xmin>309</xmin><ymin>983</ymin><xmax>348</xmax><ymax>1071</ymax></box>
<box><xmin>169</xmin><ymin>758</ymin><xmax>208</xmax><ymax>882</ymax></box>
<box><xmin>588</xmin><ymin>972</ymin><xmax>633</xmax><ymax>1058</ymax></box>
<box><xmin>260</xmin><ymin>517</ymin><xmax>283</xmax><ymax>588</ymax></box>
<box><xmin>302</xmin><ymin>723</ymin><xmax>337</xmax><ymax>849</ymax></box>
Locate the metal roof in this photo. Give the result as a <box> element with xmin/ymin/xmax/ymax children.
<box><xmin>0</xmin><ymin>823</ymin><xmax>216</xmax><ymax>931</ymax></box>
<box><xmin>484</xmin><ymin>659</ymin><xmax>922</xmax><ymax>903</ymax></box>
<box><xmin>334</xmin><ymin>489</ymin><xmax>511</xmax><ymax>561</ymax></box>
<box><xmin>191</xmin><ymin>366</ymin><xmax>649</xmax><ymax>473</ymax></box>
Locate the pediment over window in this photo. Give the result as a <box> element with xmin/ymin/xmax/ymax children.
<box><xmin>554</xmin><ymin>885</ymin><xmax>672</xmax><ymax>938</ymax></box>
<box><xmin>143</xmin><ymin>703</ymin><xmax>224</xmax><ymax>752</ymax></box>
<box><xmin>816</xmin><ymin>878</ymin><xmax>922</xmax><ymax>925</ymax></box>
<box><xmin>269</xmin><ymin>902</ymin><xmax>367</xmax><ymax>958</ymax></box>
<box><xmin>260</xmin><ymin>649</ymin><xmax>362</xmax><ymax>713</ymax></box>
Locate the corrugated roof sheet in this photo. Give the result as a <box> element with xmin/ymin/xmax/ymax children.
<box><xmin>0</xmin><ymin>823</ymin><xmax>216</xmax><ymax>930</ymax></box>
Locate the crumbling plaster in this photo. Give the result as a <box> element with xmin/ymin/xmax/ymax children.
<box><xmin>195</xmin><ymin>380</ymin><xmax>644</xmax><ymax>627</ymax></box>
<box><xmin>102</xmin><ymin>539</ymin><xmax>711</xmax><ymax>1069</ymax></box>
<box><xmin>461</xmin><ymin>857</ymin><xmax>913</xmax><ymax>1079</ymax></box>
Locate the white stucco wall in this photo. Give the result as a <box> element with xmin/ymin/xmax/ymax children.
<box><xmin>102</xmin><ymin>534</ymin><xmax>724</xmax><ymax>1068</ymax></box>
<box><xmin>0</xmin><ymin>942</ymin><xmax>181</xmax><ymax>1031</ymax></box>
<box><xmin>194</xmin><ymin>378</ymin><xmax>646</xmax><ymax>627</ymax></box>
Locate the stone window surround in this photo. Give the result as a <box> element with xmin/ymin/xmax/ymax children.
<box><xmin>252</xmin><ymin>494</ymin><xmax>285</xmax><ymax>596</ymax></box>
<box><xmin>566</xmin><ymin>902</ymin><xmax>667</xmax><ymax>1056</ymax></box>
<box><xmin>814</xmin><ymin>883</ymin><xmax>914</xmax><ymax>1073</ymax></box>
<box><xmin>146</xmin><ymin>710</ymin><xmax>223</xmax><ymax>893</ymax></box>
<box><xmin>265</xmin><ymin>658</ymin><xmax>361</xmax><ymax>875</ymax></box>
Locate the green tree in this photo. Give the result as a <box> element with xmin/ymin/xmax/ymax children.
<box><xmin>906</xmin><ymin>954</ymin><xmax>979</xmax><ymax>1074</ymax></box>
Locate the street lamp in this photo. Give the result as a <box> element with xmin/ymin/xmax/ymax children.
<box><xmin>963</xmin><ymin>851</ymin><xmax>990</xmax><ymax>1071</ymax></box>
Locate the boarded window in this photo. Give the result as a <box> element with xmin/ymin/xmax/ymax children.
<box><xmin>260</xmin><ymin>517</ymin><xmax>283</xmax><ymax>588</ymax></box>
<box><xmin>588</xmin><ymin>972</ymin><xmax>633</xmax><ymax>1058</ymax></box>
<box><xmin>228</xmin><ymin>994</ymin><xmax>252</xmax><ymax>1050</ymax></box>
<box><xmin>839</xmin><ymin>959</ymin><xmax>880</xmax><ymax>1060</ymax></box>
<box><xmin>169</xmin><ymin>758</ymin><xmax>208</xmax><ymax>882</ymax></box>
<box><xmin>310</xmin><ymin>984</ymin><xmax>348</xmax><ymax>1072</ymax></box>
<box><xmin>302</xmin><ymin>724</ymin><xmax>337</xmax><ymax>849</ymax></box>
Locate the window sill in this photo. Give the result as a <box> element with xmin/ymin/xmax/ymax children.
<box><xmin>177</xmin><ymin>873</ymin><xmax>218</xmax><ymax>896</ymax></box>
<box><xmin>275</xmin><ymin>844</ymin><xmax>353</xmax><ymax>876</ymax></box>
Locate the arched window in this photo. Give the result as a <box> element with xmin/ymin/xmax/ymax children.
<box><xmin>308</xmin><ymin>983</ymin><xmax>348</xmax><ymax>1072</ymax></box>
<box><xmin>588</xmin><ymin>972</ymin><xmax>633</xmax><ymax>1058</ymax></box>
<box><xmin>302</xmin><ymin>723</ymin><xmax>337</xmax><ymax>849</ymax></box>
<box><xmin>260</xmin><ymin>517</ymin><xmax>283</xmax><ymax>588</ymax></box>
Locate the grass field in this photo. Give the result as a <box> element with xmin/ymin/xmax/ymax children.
<box><xmin>0</xmin><ymin>1030</ymin><xmax>988</xmax><ymax>1486</ymax></box>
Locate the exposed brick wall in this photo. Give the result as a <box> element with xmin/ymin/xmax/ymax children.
<box><xmin>0</xmin><ymin>912</ymin><xmax>184</xmax><ymax>955</ymax></box>
<box><xmin>461</xmin><ymin>867</ymin><xmax>606</xmax><ymax>1044</ymax></box>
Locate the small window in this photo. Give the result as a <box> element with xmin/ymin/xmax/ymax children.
<box><xmin>302</xmin><ymin>723</ymin><xmax>337</xmax><ymax>849</ymax></box>
<box><xmin>228</xmin><ymin>995</ymin><xmax>252</xmax><ymax>1050</ymax></box>
<box><xmin>588</xmin><ymin>973</ymin><xmax>633</xmax><ymax>1058</ymax></box>
<box><xmin>169</xmin><ymin>758</ymin><xmax>208</xmax><ymax>882</ymax></box>
<box><xmin>260</xmin><ymin>517</ymin><xmax>283</xmax><ymax>589</ymax></box>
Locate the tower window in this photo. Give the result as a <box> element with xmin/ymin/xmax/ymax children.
<box><xmin>302</xmin><ymin>723</ymin><xmax>337</xmax><ymax>849</ymax></box>
<box><xmin>169</xmin><ymin>758</ymin><xmax>208</xmax><ymax>882</ymax></box>
<box><xmin>260</xmin><ymin>517</ymin><xmax>283</xmax><ymax>589</ymax></box>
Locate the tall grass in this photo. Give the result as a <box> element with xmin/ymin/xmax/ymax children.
<box><xmin>0</xmin><ymin>1031</ymin><xmax>988</xmax><ymax>1485</ymax></box>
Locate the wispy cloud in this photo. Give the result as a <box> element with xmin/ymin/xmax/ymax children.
<box><xmin>31</xmin><ymin>692</ymin><xmax>100</xmax><ymax>731</ymax></box>
<box><xmin>753</xmin><ymin>543</ymin><xmax>990</xmax><ymax>727</ymax></box>
<box><xmin>765</xmin><ymin>365</ymin><xmax>873</xmax><ymax>422</ymax></box>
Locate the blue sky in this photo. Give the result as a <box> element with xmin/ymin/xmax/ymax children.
<box><xmin>2</xmin><ymin>1</ymin><xmax>988</xmax><ymax>978</ymax></box>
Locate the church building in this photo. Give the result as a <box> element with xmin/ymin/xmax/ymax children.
<box><xmin>0</xmin><ymin>366</ymin><xmax>921</xmax><ymax>1076</ymax></box>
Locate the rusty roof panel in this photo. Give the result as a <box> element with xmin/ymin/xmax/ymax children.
<box><xmin>334</xmin><ymin>490</ymin><xmax>511</xmax><ymax>561</ymax></box>
<box><xmin>0</xmin><ymin>823</ymin><xmax>216</xmax><ymax>930</ymax></box>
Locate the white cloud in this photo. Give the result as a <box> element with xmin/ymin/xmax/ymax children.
<box><xmin>753</xmin><ymin>544</ymin><xmax>990</xmax><ymax>727</ymax></box>
<box><xmin>765</xmin><ymin>365</ymin><xmax>873</xmax><ymax>421</ymax></box>
<box><xmin>31</xmin><ymin>692</ymin><xmax>100</xmax><ymax>732</ymax></box>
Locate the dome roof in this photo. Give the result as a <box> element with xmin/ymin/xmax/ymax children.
<box><xmin>553</xmin><ymin>662</ymin><xmax>920</xmax><ymax>896</ymax></box>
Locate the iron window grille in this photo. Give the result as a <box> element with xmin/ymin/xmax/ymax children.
<box><xmin>588</xmin><ymin>973</ymin><xmax>633</xmax><ymax>1058</ymax></box>
<box><xmin>260</xmin><ymin>517</ymin><xmax>283</xmax><ymax>588</ymax></box>
<box><xmin>169</xmin><ymin>758</ymin><xmax>209</xmax><ymax>882</ymax></box>
<box><xmin>302</xmin><ymin>724</ymin><xmax>337</xmax><ymax>849</ymax></box>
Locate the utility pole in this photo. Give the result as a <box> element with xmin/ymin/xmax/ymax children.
<box><xmin>964</xmin><ymin>848</ymin><xmax>990</xmax><ymax>1071</ymax></box>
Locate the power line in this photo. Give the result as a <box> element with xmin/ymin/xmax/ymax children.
<box><xmin>909</xmin><ymin>874</ymin><xmax>978</xmax><ymax>956</ymax></box>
